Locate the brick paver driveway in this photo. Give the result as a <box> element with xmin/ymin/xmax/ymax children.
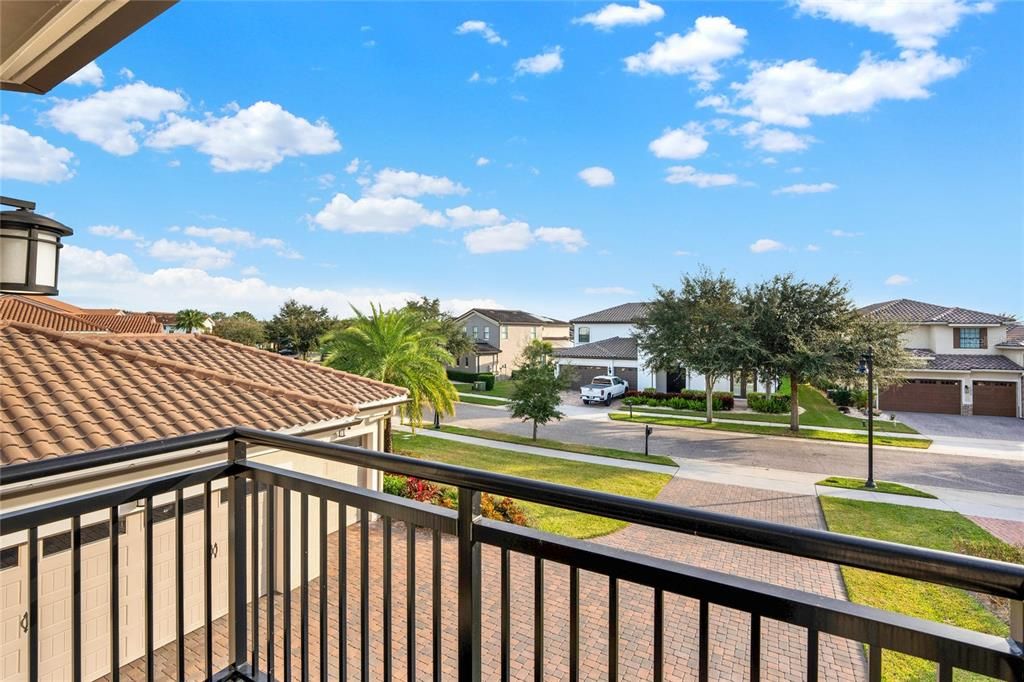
<box><xmin>116</xmin><ymin>480</ymin><xmax>866</xmax><ymax>680</ymax></box>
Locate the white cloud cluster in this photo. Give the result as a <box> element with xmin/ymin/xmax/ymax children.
<box><xmin>445</xmin><ymin>205</ymin><xmax>507</xmax><ymax>228</ymax></box>
<box><xmin>146</xmin><ymin>101</ymin><xmax>340</xmax><ymax>171</ymax></box>
<box><xmin>773</xmin><ymin>182</ymin><xmax>837</xmax><ymax>195</ymax></box>
<box><xmin>885</xmin><ymin>274</ymin><xmax>912</xmax><ymax>286</ymax></box>
<box><xmin>0</xmin><ymin>123</ymin><xmax>75</xmax><ymax>183</ymax></box>
<box><xmin>795</xmin><ymin>0</ymin><xmax>993</xmax><ymax>49</ymax></box>
<box><xmin>737</xmin><ymin>122</ymin><xmax>813</xmax><ymax>153</ymax></box>
<box><xmin>462</xmin><ymin>223</ymin><xmax>587</xmax><ymax>254</ymax></box>
<box><xmin>476</xmin><ymin>156</ymin><xmax>490</xmax><ymax>166</ymax></box>
<box><xmin>574</xmin><ymin>1</ymin><xmax>664</xmax><ymax>31</ymax></box>
<box><xmin>455</xmin><ymin>20</ymin><xmax>507</xmax><ymax>46</ymax></box>
<box><xmin>366</xmin><ymin>168</ymin><xmax>468</xmax><ymax>198</ymax></box>
<box><xmin>181</xmin><ymin>226</ymin><xmax>300</xmax><ymax>258</ymax></box>
<box><xmin>148</xmin><ymin>239</ymin><xmax>234</xmax><ymax>269</ymax></box>
<box><xmin>89</xmin><ymin>225</ymin><xmax>142</xmax><ymax>242</ymax></box>
<box><xmin>649</xmin><ymin>124</ymin><xmax>708</xmax><ymax>159</ymax></box>
<box><xmin>64</xmin><ymin>61</ymin><xmax>104</xmax><ymax>87</ymax></box>
<box><xmin>314</xmin><ymin>193</ymin><xmax>446</xmax><ymax>233</ymax></box>
<box><xmin>535</xmin><ymin>227</ymin><xmax>588</xmax><ymax>252</ymax></box>
<box><xmin>45</xmin><ymin>82</ymin><xmax>187</xmax><ymax>155</ymax></box>
<box><xmin>624</xmin><ymin>16</ymin><xmax>746</xmax><ymax>86</ymax></box>
<box><xmin>831</xmin><ymin>229</ymin><xmax>863</xmax><ymax>238</ymax></box>
<box><xmin>749</xmin><ymin>238</ymin><xmax>784</xmax><ymax>253</ymax></box>
<box><xmin>664</xmin><ymin>165</ymin><xmax>738</xmax><ymax>188</ymax></box>
<box><xmin>515</xmin><ymin>47</ymin><xmax>564</xmax><ymax>77</ymax></box>
<box><xmin>578</xmin><ymin>166</ymin><xmax>615</xmax><ymax>187</ymax></box>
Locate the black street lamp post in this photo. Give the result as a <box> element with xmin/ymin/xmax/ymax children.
<box><xmin>857</xmin><ymin>347</ymin><xmax>876</xmax><ymax>489</ymax></box>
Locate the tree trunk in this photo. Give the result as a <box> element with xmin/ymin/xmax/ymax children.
<box><xmin>766</xmin><ymin>374</ymin><xmax>773</xmax><ymax>397</ymax></box>
<box><xmin>789</xmin><ymin>372</ymin><xmax>800</xmax><ymax>432</ymax></box>
<box><xmin>705</xmin><ymin>374</ymin><xmax>714</xmax><ymax>423</ymax></box>
<box><xmin>384</xmin><ymin>417</ymin><xmax>393</xmax><ymax>452</ymax></box>
<box><xmin>532</xmin><ymin>420</ymin><xmax>538</xmax><ymax>440</ymax></box>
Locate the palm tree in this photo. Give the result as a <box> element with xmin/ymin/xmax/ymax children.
<box><xmin>175</xmin><ymin>309</ymin><xmax>208</xmax><ymax>334</ymax></box>
<box><xmin>321</xmin><ymin>303</ymin><xmax>458</xmax><ymax>451</ymax></box>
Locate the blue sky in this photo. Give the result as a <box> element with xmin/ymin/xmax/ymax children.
<box><xmin>1</xmin><ymin>1</ymin><xmax>1021</xmax><ymax>320</ymax></box>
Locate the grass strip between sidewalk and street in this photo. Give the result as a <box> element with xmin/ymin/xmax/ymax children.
<box><xmin>438</xmin><ymin>424</ymin><xmax>677</xmax><ymax>467</ymax></box>
<box><xmin>609</xmin><ymin>413</ymin><xmax>933</xmax><ymax>449</ymax></box>
<box><xmin>816</xmin><ymin>476</ymin><xmax>936</xmax><ymax>499</ymax></box>
<box><xmin>819</xmin><ymin>498</ymin><xmax>1015</xmax><ymax>682</ymax></box>
<box><xmin>456</xmin><ymin>393</ymin><xmax>507</xmax><ymax>406</ymax></box>
<box><xmin>393</xmin><ymin>432</ymin><xmax>672</xmax><ymax>539</ymax></box>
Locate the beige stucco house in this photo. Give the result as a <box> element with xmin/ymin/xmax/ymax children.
<box><xmin>451</xmin><ymin>308</ymin><xmax>570</xmax><ymax>375</ymax></box>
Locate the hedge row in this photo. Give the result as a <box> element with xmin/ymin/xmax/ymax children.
<box><xmin>747</xmin><ymin>392</ymin><xmax>791</xmax><ymax>414</ymax></box>
<box><xmin>446</xmin><ymin>369</ymin><xmax>496</xmax><ymax>390</ymax></box>
<box><xmin>624</xmin><ymin>389</ymin><xmax>735</xmax><ymax>411</ymax></box>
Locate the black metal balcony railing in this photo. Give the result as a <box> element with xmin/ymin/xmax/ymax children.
<box><xmin>1</xmin><ymin>426</ymin><xmax>1022</xmax><ymax>681</ymax></box>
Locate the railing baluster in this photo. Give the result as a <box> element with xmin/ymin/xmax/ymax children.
<box><xmin>320</xmin><ymin>498</ymin><xmax>328</xmax><ymax>682</ymax></box>
<box><xmin>534</xmin><ymin>556</ymin><xmax>544</xmax><ymax>680</ymax></box>
<box><xmin>267</xmin><ymin>485</ymin><xmax>276</xmax><ymax>680</ymax></box>
<box><xmin>252</xmin><ymin>480</ymin><xmax>260</xmax><ymax>678</ymax></box>
<box><xmin>283</xmin><ymin>489</ymin><xmax>292</xmax><ymax>681</ymax></box>
<box><xmin>457</xmin><ymin>488</ymin><xmax>481</xmax><ymax>682</ymax></box>
<box><xmin>360</xmin><ymin>509</ymin><xmax>369</xmax><ymax>682</ymax></box>
<box><xmin>383</xmin><ymin>516</ymin><xmax>393</xmax><ymax>681</ymax></box>
<box><xmin>500</xmin><ymin>548</ymin><xmax>510</xmax><ymax>682</ymax></box>
<box><xmin>145</xmin><ymin>497</ymin><xmax>154</xmax><ymax>681</ymax></box>
<box><xmin>432</xmin><ymin>528</ymin><xmax>442</xmax><ymax>682</ymax></box>
<box><xmin>608</xmin><ymin>577</ymin><xmax>618</xmax><ymax>680</ymax></box>
<box><xmin>72</xmin><ymin>516</ymin><xmax>82</xmax><ymax>682</ymax></box>
<box><xmin>806</xmin><ymin>629</ymin><xmax>819</xmax><ymax>682</ymax></box>
<box><xmin>227</xmin><ymin>442</ymin><xmax>248</xmax><ymax>674</ymax></box>
<box><xmin>28</xmin><ymin>526</ymin><xmax>38</xmax><ymax>682</ymax></box>
<box><xmin>407</xmin><ymin>522</ymin><xmax>417</xmax><ymax>682</ymax></box>
<box><xmin>869</xmin><ymin>643</ymin><xmax>882</xmax><ymax>682</ymax></box>
<box><xmin>301</xmin><ymin>493</ymin><xmax>310</xmax><ymax>681</ymax></box>
<box><xmin>109</xmin><ymin>507</ymin><xmax>120</xmax><ymax>682</ymax></box>
<box><xmin>698</xmin><ymin>599</ymin><xmax>709</xmax><ymax>682</ymax></box>
<box><xmin>339</xmin><ymin>503</ymin><xmax>347</xmax><ymax>682</ymax></box>
<box><xmin>570</xmin><ymin>567</ymin><xmax>580</xmax><ymax>682</ymax></box>
<box><xmin>176</xmin><ymin>489</ymin><xmax>185</xmax><ymax>682</ymax></box>
<box><xmin>937</xmin><ymin>662</ymin><xmax>953</xmax><ymax>682</ymax></box>
<box><xmin>203</xmin><ymin>483</ymin><xmax>212</xmax><ymax>681</ymax></box>
<box><xmin>749</xmin><ymin>613</ymin><xmax>760</xmax><ymax>682</ymax></box>
<box><xmin>653</xmin><ymin>588</ymin><xmax>663</xmax><ymax>682</ymax></box>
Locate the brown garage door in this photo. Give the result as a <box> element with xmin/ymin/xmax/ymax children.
<box><xmin>613</xmin><ymin>367</ymin><xmax>637</xmax><ymax>390</ymax></box>
<box><xmin>973</xmin><ymin>381</ymin><xmax>1017</xmax><ymax>417</ymax></box>
<box><xmin>562</xmin><ymin>364</ymin><xmax>611</xmax><ymax>389</ymax></box>
<box><xmin>879</xmin><ymin>379</ymin><xmax>960</xmax><ymax>414</ymax></box>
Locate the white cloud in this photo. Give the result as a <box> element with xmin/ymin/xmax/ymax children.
<box><xmin>119</xmin><ymin>67</ymin><xmax>135</xmax><ymax>81</ymax></box>
<box><xmin>750</xmin><ymin>238</ymin><xmax>784</xmax><ymax>253</ymax></box>
<box><xmin>578</xmin><ymin>166</ymin><xmax>615</xmax><ymax>187</ymax></box>
<box><xmin>317</xmin><ymin>173</ymin><xmax>335</xmax><ymax>188</ymax></box>
<box><xmin>773</xmin><ymin>182</ymin><xmax>837</xmax><ymax>195</ymax></box>
<box><xmin>366</xmin><ymin>168</ymin><xmax>468</xmax><ymax>198</ymax></box>
<box><xmin>739</xmin><ymin>123</ymin><xmax>814</xmax><ymax>152</ymax></box>
<box><xmin>345</xmin><ymin>158</ymin><xmax>361</xmax><ymax>174</ymax></box>
<box><xmin>476</xmin><ymin>156</ymin><xmax>490</xmax><ymax>166</ymax></box>
<box><xmin>649</xmin><ymin>124</ymin><xmax>709</xmax><ymax>160</ymax></box>
<box><xmin>240</xmin><ymin>266</ymin><xmax>260</xmax><ymax>276</ymax></box>
<box><xmin>515</xmin><ymin>47</ymin><xmax>564</xmax><ymax>77</ymax></box>
<box><xmin>445</xmin><ymin>205</ymin><xmax>507</xmax><ymax>228</ymax></box>
<box><xmin>148</xmin><ymin>239</ymin><xmax>233</xmax><ymax>269</ymax></box>
<box><xmin>314</xmin><ymin>193</ymin><xmax>446</xmax><ymax>233</ymax></box>
<box><xmin>787</xmin><ymin>166</ymin><xmax>804</xmax><ymax>173</ymax></box>
<box><xmin>795</xmin><ymin>0</ymin><xmax>993</xmax><ymax>49</ymax></box>
<box><xmin>0</xmin><ymin>123</ymin><xmax>75</xmax><ymax>183</ymax></box>
<box><xmin>806</xmin><ymin>244</ymin><xmax>820</xmax><ymax>252</ymax></box>
<box><xmin>624</xmin><ymin>16</ymin><xmax>747</xmax><ymax>85</ymax></box>
<box><xmin>167</xmin><ymin>159</ymin><xmax>181</xmax><ymax>168</ymax></box>
<box><xmin>830</xmin><ymin>229</ymin><xmax>863</xmax><ymax>238</ymax></box>
<box><xmin>885</xmin><ymin>273</ymin><xmax>912</xmax><ymax>286</ymax></box>
<box><xmin>89</xmin><ymin>225</ymin><xmax>142</xmax><ymax>241</ymax></box>
<box><xmin>584</xmin><ymin>286</ymin><xmax>635</xmax><ymax>295</ymax></box>
<box><xmin>673</xmin><ymin>250</ymin><xmax>692</xmax><ymax>256</ymax></box>
<box><xmin>44</xmin><ymin>82</ymin><xmax>186</xmax><ymax>155</ymax></box>
<box><xmin>180</xmin><ymin>226</ymin><xmax>299</xmax><ymax>258</ymax></box>
<box><xmin>535</xmin><ymin>227</ymin><xmax>588</xmax><ymax>252</ymax></box>
<box><xmin>455</xmin><ymin>20</ymin><xmax>507</xmax><ymax>46</ymax></box>
<box><xmin>146</xmin><ymin>101</ymin><xmax>341</xmax><ymax>171</ymax></box>
<box><xmin>762</xmin><ymin>157</ymin><xmax>778</xmax><ymax>165</ymax></box>
<box><xmin>573</xmin><ymin>1</ymin><xmax>665</xmax><ymax>31</ymax></box>
<box><xmin>64</xmin><ymin>61</ymin><xmax>104</xmax><ymax>87</ymax></box>
<box><xmin>732</xmin><ymin>51</ymin><xmax>964</xmax><ymax>128</ymax></box>
<box><xmin>464</xmin><ymin>222</ymin><xmax>534</xmax><ymax>254</ymax></box>
<box><xmin>468</xmin><ymin>71</ymin><xmax>498</xmax><ymax>84</ymax></box>
<box><xmin>697</xmin><ymin>94</ymin><xmax>729</xmax><ymax>109</ymax></box>
<box><xmin>665</xmin><ymin>165</ymin><xmax>739</xmax><ymax>188</ymax></box>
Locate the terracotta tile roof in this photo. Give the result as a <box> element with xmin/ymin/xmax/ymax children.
<box><xmin>24</xmin><ymin>297</ymin><xmax>86</xmax><ymax>315</ymax></box>
<box><xmin>859</xmin><ymin>299</ymin><xmax>1011</xmax><ymax>325</ymax></box>
<box><xmin>79</xmin><ymin>313</ymin><xmax>163</xmax><ymax>334</ymax></box>
<box><xmin>571</xmin><ymin>302</ymin><xmax>649</xmax><ymax>324</ymax></box>
<box><xmin>0</xmin><ymin>295</ymin><xmax>109</xmax><ymax>332</ymax></box>
<box><xmin>145</xmin><ymin>311</ymin><xmax>179</xmax><ymax>325</ymax></box>
<box><xmin>99</xmin><ymin>333</ymin><xmax>408</xmax><ymax>408</ymax></box>
<box><xmin>80</xmin><ymin>307</ymin><xmax>124</xmax><ymax>315</ymax></box>
<box><xmin>554</xmin><ymin>336</ymin><xmax>638</xmax><ymax>360</ymax></box>
<box><xmin>0</xmin><ymin>322</ymin><xmax>402</xmax><ymax>466</ymax></box>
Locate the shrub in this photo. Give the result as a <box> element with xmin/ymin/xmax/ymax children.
<box><xmin>748</xmin><ymin>392</ymin><xmax>791</xmax><ymax>414</ymax></box>
<box><xmin>378</xmin><ymin>474</ymin><xmax>528</xmax><ymax>526</ymax></box>
<box><xmin>827</xmin><ymin>388</ymin><xmax>855</xmax><ymax>407</ymax></box>
<box><xmin>445</xmin><ymin>369</ymin><xmax>496</xmax><ymax>390</ymax></box>
<box><xmin>623</xmin><ymin>396</ymin><xmax>643</xmax><ymax>406</ymax></box>
<box><xmin>405</xmin><ymin>476</ymin><xmax>442</xmax><ymax>503</ymax></box>
<box><xmin>623</xmin><ymin>390</ymin><xmax>734</xmax><ymax>410</ymax></box>
<box><xmin>383</xmin><ymin>473</ymin><xmax>407</xmax><ymax>497</ymax></box>
<box><xmin>480</xmin><ymin>494</ymin><xmax>530</xmax><ymax>525</ymax></box>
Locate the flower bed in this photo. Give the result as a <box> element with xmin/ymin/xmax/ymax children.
<box><xmin>382</xmin><ymin>473</ymin><xmax>529</xmax><ymax>525</ymax></box>
<box><xmin>623</xmin><ymin>389</ymin><xmax>734</xmax><ymax>411</ymax></box>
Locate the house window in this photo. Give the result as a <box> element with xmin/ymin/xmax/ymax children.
<box><xmin>0</xmin><ymin>547</ymin><xmax>17</xmax><ymax>570</ymax></box>
<box><xmin>530</xmin><ymin>327</ymin><xmax>537</xmax><ymax>340</ymax></box>
<box><xmin>578</xmin><ymin>326</ymin><xmax>591</xmax><ymax>343</ymax></box>
<box><xmin>484</xmin><ymin>326</ymin><xmax>490</xmax><ymax>341</ymax></box>
<box><xmin>472</xmin><ymin>326</ymin><xmax>479</xmax><ymax>339</ymax></box>
<box><xmin>501</xmin><ymin>326</ymin><xmax>508</xmax><ymax>339</ymax></box>
<box><xmin>958</xmin><ymin>328</ymin><xmax>982</xmax><ymax>349</ymax></box>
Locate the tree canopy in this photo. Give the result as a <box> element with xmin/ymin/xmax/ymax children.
<box><xmin>506</xmin><ymin>340</ymin><xmax>569</xmax><ymax>440</ymax></box>
<box><xmin>174</xmin><ymin>309</ymin><xmax>208</xmax><ymax>333</ymax></box>
<box><xmin>264</xmin><ymin>299</ymin><xmax>333</xmax><ymax>357</ymax></box>
<box><xmin>402</xmin><ymin>296</ymin><xmax>473</xmax><ymax>360</ymax></box>
<box><xmin>213</xmin><ymin>312</ymin><xmax>266</xmax><ymax>346</ymax></box>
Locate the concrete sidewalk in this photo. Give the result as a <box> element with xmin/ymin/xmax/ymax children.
<box><xmin>403</xmin><ymin>426</ymin><xmax>1024</xmax><ymax>522</ymax></box>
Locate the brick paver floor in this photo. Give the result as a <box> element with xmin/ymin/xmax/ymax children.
<box><xmin>968</xmin><ymin>516</ymin><xmax>1024</xmax><ymax>546</ymax></box>
<box><xmin>109</xmin><ymin>480</ymin><xmax>867</xmax><ymax>680</ymax></box>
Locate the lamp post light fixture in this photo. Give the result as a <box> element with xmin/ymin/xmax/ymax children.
<box><xmin>857</xmin><ymin>346</ymin><xmax>876</xmax><ymax>489</ymax></box>
<box><xmin>1</xmin><ymin>197</ymin><xmax>73</xmax><ymax>296</ymax></box>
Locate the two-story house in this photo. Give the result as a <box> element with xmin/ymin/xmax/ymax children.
<box><xmin>553</xmin><ymin>302</ymin><xmax>773</xmax><ymax>394</ymax></box>
<box><xmin>860</xmin><ymin>299</ymin><xmax>1023</xmax><ymax>418</ymax></box>
<box><xmin>452</xmin><ymin>308</ymin><xmax>571</xmax><ymax>375</ymax></box>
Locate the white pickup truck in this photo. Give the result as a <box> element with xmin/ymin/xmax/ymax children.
<box><xmin>580</xmin><ymin>375</ymin><xmax>629</xmax><ymax>405</ymax></box>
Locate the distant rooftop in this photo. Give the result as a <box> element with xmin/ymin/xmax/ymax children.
<box><xmin>571</xmin><ymin>302</ymin><xmax>649</xmax><ymax>324</ymax></box>
<box><xmin>859</xmin><ymin>299</ymin><xmax>1012</xmax><ymax>325</ymax></box>
<box><xmin>458</xmin><ymin>308</ymin><xmax>566</xmax><ymax>325</ymax></box>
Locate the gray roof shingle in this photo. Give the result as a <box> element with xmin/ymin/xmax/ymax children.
<box><xmin>997</xmin><ymin>325</ymin><xmax>1024</xmax><ymax>348</ymax></box>
<box><xmin>571</xmin><ymin>302</ymin><xmax>649</xmax><ymax>324</ymax></box>
<box><xmin>860</xmin><ymin>299</ymin><xmax>1012</xmax><ymax>325</ymax></box>
<box><xmin>553</xmin><ymin>336</ymin><xmax>637</xmax><ymax>360</ymax></box>
<box><xmin>921</xmin><ymin>354</ymin><xmax>1023</xmax><ymax>371</ymax></box>
<box><xmin>460</xmin><ymin>309</ymin><xmax>566</xmax><ymax>325</ymax></box>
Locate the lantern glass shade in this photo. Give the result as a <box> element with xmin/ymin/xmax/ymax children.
<box><xmin>0</xmin><ymin>229</ymin><xmax>29</xmax><ymax>284</ymax></box>
<box><xmin>0</xmin><ymin>202</ymin><xmax>73</xmax><ymax>296</ymax></box>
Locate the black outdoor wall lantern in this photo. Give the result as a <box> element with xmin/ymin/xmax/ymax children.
<box><xmin>1</xmin><ymin>196</ymin><xmax>73</xmax><ymax>296</ymax></box>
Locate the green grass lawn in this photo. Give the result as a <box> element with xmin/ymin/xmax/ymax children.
<box><xmin>439</xmin><ymin>425</ymin><xmax>677</xmax><ymax>467</ymax></box>
<box><xmin>816</xmin><ymin>476</ymin><xmax>936</xmax><ymax>498</ymax></box>
<box><xmin>451</xmin><ymin>379</ymin><xmax>518</xmax><ymax>399</ymax></box>
<box><xmin>819</xmin><ymin>498</ymin><xmax>1013</xmax><ymax>681</ymax></box>
<box><xmin>456</xmin><ymin>394</ymin><xmax>507</xmax><ymax>406</ymax></box>
<box><xmin>610</xmin><ymin>413</ymin><xmax>932</xmax><ymax>448</ymax></box>
<box><xmin>451</xmin><ymin>381</ymin><xmax>473</xmax><ymax>392</ymax></box>
<box><xmin>393</xmin><ymin>433</ymin><xmax>671</xmax><ymax>539</ymax></box>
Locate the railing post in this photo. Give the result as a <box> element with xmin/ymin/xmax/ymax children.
<box><xmin>457</xmin><ymin>487</ymin><xmax>481</xmax><ymax>682</ymax></box>
<box><xmin>1011</xmin><ymin>599</ymin><xmax>1023</xmax><ymax>652</ymax></box>
<box><xmin>227</xmin><ymin>440</ymin><xmax>248</xmax><ymax>673</ymax></box>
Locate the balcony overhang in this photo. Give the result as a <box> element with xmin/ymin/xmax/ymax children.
<box><xmin>1</xmin><ymin>0</ymin><xmax>176</xmax><ymax>94</ymax></box>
